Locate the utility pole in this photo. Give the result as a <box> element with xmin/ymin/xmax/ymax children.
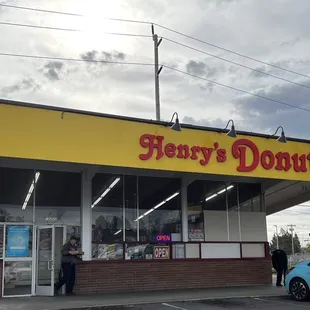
<box><xmin>151</xmin><ymin>24</ymin><xmax>163</xmax><ymax>121</ymax></box>
<box><xmin>274</xmin><ymin>225</ymin><xmax>279</xmax><ymax>249</ymax></box>
<box><xmin>288</xmin><ymin>224</ymin><xmax>296</xmax><ymax>256</ymax></box>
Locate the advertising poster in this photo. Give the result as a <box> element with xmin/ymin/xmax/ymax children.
<box><xmin>6</xmin><ymin>226</ymin><xmax>30</xmax><ymax>257</ymax></box>
<box><xmin>188</xmin><ymin>229</ymin><xmax>204</xmax><ymax>241</ymax></box>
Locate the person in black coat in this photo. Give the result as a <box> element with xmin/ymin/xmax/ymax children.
<box><xmin>272</xmin><ymin>249</ymin><xmax>288</xmax><ymax>287</ymax></box>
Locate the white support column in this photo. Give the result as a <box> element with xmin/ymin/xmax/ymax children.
<box><xmin>81</xmin><ymin>168</ymin><xmax>94</xmax><ymax>261</ymax></box>
<box><xmin>181</xmin><ymin>178</ymin><xmax>189</xmax><ymax>242</ymax></box>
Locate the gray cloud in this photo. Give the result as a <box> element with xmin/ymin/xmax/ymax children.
<box><xmin>1</xmin><ymin>78</ymin><xmax>40</xmax><ymax>95</ymax></box>
<box><xmin>186</xmin><ymin>60</ymin><xmax>217</xmax><ymax>78</ymax></box>
<box><xmin>42</xmin><ymin>61</ymin><xmax>64</xmax><ymax>81</ymax></box>
<box><xmin>80</xmin><ymin>50</ymin><xmax>126</xmax><ymax>64</ymax></box>
<box><xmin>280</xmin><ymin>37</ymin><xmax>300</xmax><ymax>47</ymax></box>
<box><xmin>182</xmin><ymin>116</ymin><xmax>227</xmax><ymax>128</ymax></box>
<box><xmin>81</xmin><ymin>50</ymin><xmax>98</xmax><ymax>61</ymax></box>
<box><xmin>232</xmin><ymin>80</ymin><xmax>310</xmax><ymax>138</ymax></box>
<box><xmin>102</xmin><ymin>51</ymin><xmax>126</xmax><ymax>62</ymax></box>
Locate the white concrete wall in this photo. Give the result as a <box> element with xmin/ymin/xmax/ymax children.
<box><xmin>204</xmin><ymin>210</ymin><xmax>267</xmax><ymax>242</ymax></box>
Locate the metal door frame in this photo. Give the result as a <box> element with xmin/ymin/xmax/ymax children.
<box><xmin>35</xmin><ymin>225</ymin><xmax>55</xmax><ymax>296</ymax></box>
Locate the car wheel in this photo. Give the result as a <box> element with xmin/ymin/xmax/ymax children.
<box><xmin>289</xmin><ymin>278</ymin><xmax>310</xmax><ymax>301</ymax></box>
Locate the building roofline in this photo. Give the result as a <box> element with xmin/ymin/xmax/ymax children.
<box><xmin>0</xmin><ymin>98</ymin><xmax>308</xmax><ymax>144</ymax></box>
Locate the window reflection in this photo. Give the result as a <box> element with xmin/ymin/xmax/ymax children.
<box><xmin>124</xmin><ymin>175</ymin><xmax>138</xmax><ymax>242</ymax></box>
<box><xmin>92</xmin><ymin>174</ymin><xmax>123</xmax><ymax>245</ymax></box>
<box><xmin>92</xmin><ymin>243</ymin><xmax>123</xmax><ymax>260</ymax></box>
<box><xmin>3</xmin><ymin>261</ymin><xmax>32</xmax><ymax>296</ymax></box>
<box><xmin>0</xmin><ymin>168</ymin><xmax>35</xmax><ymax>222</ymax></box>
<box><xmin>138</xmin><ymin>176</ymin><xmax>181</xmax><ymax>242</ymax></box>
<box><xmin>35</xmin><ymin>170</ymin><xmax>81</xmax><ymax>225</ymax></box>
<box><xmin>0</xmin><ymin>224</ymin><xmax>3</xmax><ymax>258</ymax></box>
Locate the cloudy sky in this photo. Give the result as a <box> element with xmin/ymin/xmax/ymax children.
<box><xmin>1</xmin><ymin>0</ymin><xmax>310</xmax><ymax>242</ymax></box>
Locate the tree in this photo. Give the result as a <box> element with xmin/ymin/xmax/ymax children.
<box><xmin>269</xmin><ymin>228</ymin><xmax>301</xmax><ymax>255</ymax></box>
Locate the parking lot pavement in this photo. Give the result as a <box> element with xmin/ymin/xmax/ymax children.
<box><xmin>96</xmin><ymin>297</ymin><xmax>310</xmax><ymax>310</ymax></box>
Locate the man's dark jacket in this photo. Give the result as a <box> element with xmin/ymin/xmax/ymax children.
<box><xmin>272</xmin><ymin>249</ymin><xmax>288</xmax><ymax>271</ymax></box>
<box><xmin>61</xmin><ymin>243</ymin><xmax>81</xmax><ymax>264</ymax></box>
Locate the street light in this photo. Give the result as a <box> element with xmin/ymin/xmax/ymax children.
<box><xmin>274</xmin><ymin>225</ymin><xmax>279</xmax><ymax>249</ymax></box>
<box><xmin>288</xmin><ymin>224</ymin><xmax>296</xmax><ymax>256</ymax></box>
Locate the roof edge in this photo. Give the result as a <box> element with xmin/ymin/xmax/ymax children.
<box><xmin>0</xmin><ymin>98</ymin><xmax>308</xmax><ymax>144</ymax></box>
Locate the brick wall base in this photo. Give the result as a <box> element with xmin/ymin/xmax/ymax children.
<box><xmin>75</xmin><ymin>259</ymin><xmax>272</xmax><ymax>294</ymax></box>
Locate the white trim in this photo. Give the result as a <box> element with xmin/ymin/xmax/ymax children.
<box><xmin>3</xmin><ymin>257</ymin><xmax>33</xmax><ymax>262</ymax></box>
<box><xmin>31</xmin><ymin>225</ymin><xmax>37</xmax><ymax>296</ymax></box>
<box><xmin>2</xmin><ymin>294</ymin><xmax>32</xmax><ymax>298</ymax></box>
<box><xmin>2</xmin><ymin>223</ymin><xmax>6</xmax><ymax>297</ymax></box>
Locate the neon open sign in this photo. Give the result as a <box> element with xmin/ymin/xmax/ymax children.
<box><xmin>153</xmin><ymin>234</ymin><xmax>171</xmax><ymax>243</ymax></box>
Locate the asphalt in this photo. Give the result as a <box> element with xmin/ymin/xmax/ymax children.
<box><xmin>0</xmin><ymin>286</ymin><xmax>290</xmax><ymax>310</ymax></box>
<box><xmin>77</xmin><ymin>297</ymin><xmax>310</xmax><ymax>310</ymax></box>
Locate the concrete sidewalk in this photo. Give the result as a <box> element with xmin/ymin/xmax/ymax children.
<box><xmin>0</xmin><ymin>285</ymin><xmax>287</xmax><ymax>310</ymax></box>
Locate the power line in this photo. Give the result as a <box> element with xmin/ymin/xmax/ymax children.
<box><xmin>0</xmin><ymin>3</ymin><xmax>150</xmax><ymax>25</ymax></box>
<box><xmin>1</xmin><ymin>21</ymin><xmax>308</xmax><ymax>90</ymax></box>
<box><xmin>164</xmin><ymin>65</ymin><xmax>310</xmax><ymax>112</ymax></box>
<box><xmin>0</xmin><ymin>51</ymin><xmax>308</xmax><ymax>113</ymax></box>
<box><xmin>163</xmin><ymin>37</ymin><xmax>310</xmax><ymax>90</ymax></box>
<box><xmin>0</xmin><ymin>52</ymin><xmax>154</xmax><ymax>66</ymax></box>
<box><xmin>0</xmin><ymin>3</ymin><xmax>83</xmax><ymax>16</ymax></box>
<box><xmin>155</xmin><ymin>24</ymin><xmax>310</xmax><ymax>80</ymax></box>
<box><xmin>0</xmin><ymin>21</ymin><xmax>152</xmax><ymax>37</ymax></box>
<box><xmin>1</xmin><ymin>3</ymin><xmax>309</xmax><ymax>79</ymax></box>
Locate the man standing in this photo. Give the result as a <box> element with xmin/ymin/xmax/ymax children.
<box><xmin>272</xmin><ymin>249</ymin><xmax>288</xmax><ymax>287</ymax></box>
<box><xmin>55</xmin><ymin>236</ymin><xmax>83</xmax><ymax>295</ymax></box>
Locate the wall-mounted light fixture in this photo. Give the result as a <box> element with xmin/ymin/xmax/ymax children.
<box><xmin>223</xmin><ymin>119</ymin><xmax>237</xmax><ymax>138</ymax></box>
<box><xmin>271</xmin><ymin>126</ymin><xmax>287</xmax><ymax>143</ymax></box>
<box><xmin>168</xmin><ymin>112</ymin><xmax>181</xmax><ymax>131</ymax></box>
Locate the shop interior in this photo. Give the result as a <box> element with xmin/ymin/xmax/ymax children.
<box><xmin>0</xmin><ymin>163</ymin><xmax>268</xmax><ymax>297</ymax></box>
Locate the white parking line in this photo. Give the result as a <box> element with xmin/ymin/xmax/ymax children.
<box><xmin>162</xmin><ymin>302</ymin><xmax>187</xmax><ymax>310</ymax></box>
<box><xmin>254</xmin><ymin>297</ymin><xmax>310</xmax><ymax>308</ymax></box>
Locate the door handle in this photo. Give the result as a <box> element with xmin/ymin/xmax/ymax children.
<box><xmin>48</xmin><ymin>260</ymin><xmax>54</xmax><ymax>271</ymax></box>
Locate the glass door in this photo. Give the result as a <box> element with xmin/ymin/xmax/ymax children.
<box><xmin>36</xmin><ymin>225</ymin><xmax>55</xmax><ymax>296</ymax></box>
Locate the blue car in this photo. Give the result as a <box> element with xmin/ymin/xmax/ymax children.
<box><xmin>285</xmin><ymin>259</ymin><xmax>310</xmax><ymax>301</ymax></box>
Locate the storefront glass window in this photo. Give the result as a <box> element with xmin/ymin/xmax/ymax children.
<box><xmin>227</xmin><ymin>183</ymin><xmax>239</xmax><ymax>241</ymax></box>
<box><xmin>202</xmin><ymin>181</ymin><xmax>227</xmax><ymax>241</ymax></box>
<box><xmin>138</xmin><ymin>176</ymin><xmax>181</xmax><ymax>242</ymax></box>
<box><xmin>237</xmin><ymin>183</ymin><xmax>264</xmax><ymax>242</ymax></box>
<box><xmin>3</xmin><ymin>261</ymin><xmax>32</xmax><ymax>296</ymax></box>
<box><xmin>0</xmin><ymin>224</ymin><xmax>4</xmax><ymax>258</ymax></box>
<box><xmin>34</xmin><ymin>170</ymin><xmax>81</xmax><ymax>225</ymax></box>
<box><xmin>92</xmin><ymin>243</ymin><xmax>123</xmax><ymax>260</ymax></box>
<box><xmin>187</xmin><ymin>180</ymin><xmax>207</xmax><ymax>242</ymax></box>
<box><xmin>0</xmin><ymin>168</ymin><xmax>35</xmax><ymax>222</ymax></box>
<box><xmin>124</xmin><ymin>175</ymin><xmax>138</xmax><ymax>242</ymax></box>
<box><xmin>92</xmin><ymin>173</ymin><xmax>123</xmax><ymax>258</ymax></box>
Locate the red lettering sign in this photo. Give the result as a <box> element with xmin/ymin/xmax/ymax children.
<box><xmin>139</xmin><ymin>134</ymin><xmax>310</xmax><ymax>174</ymax></box>
<box><xmin>154</xmin><ymin>246</ymin><xmax>170</xmax><ymax>259</ymax></box>
<box><xmin>155</xmin><ymin>235</ymin><xmax>171</xmax><ymax>242</ymax></box>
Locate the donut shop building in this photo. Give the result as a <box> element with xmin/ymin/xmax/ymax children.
<box><xmin>0</xmin><ymin>99</ymin><xmax>310</xmax><ymax>297</ymax></box>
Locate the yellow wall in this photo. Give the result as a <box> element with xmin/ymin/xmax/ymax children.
<box><xmin>1</xmin><ymin>103</ymin><xmax>310</xmax><ymax>181</ymax></box>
